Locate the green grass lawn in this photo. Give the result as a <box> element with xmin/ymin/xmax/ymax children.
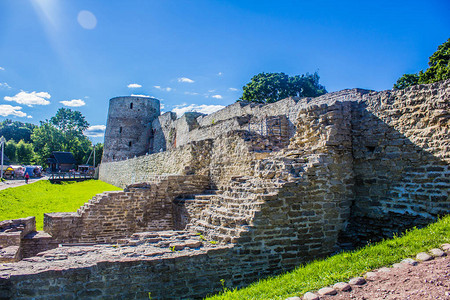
<box><xmin>207</xmin><ymin>215</ymin><xmax>450</xmax><ymax>300</ymax></box>
<box><xmin>0</xmin><ymin>180</ymin><xmax>122</xmax><ymax>230</ymax></box>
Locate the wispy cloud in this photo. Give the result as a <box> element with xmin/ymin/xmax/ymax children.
<box><xmin>4</xmin><ymin>91</ymin><xmax>51</xmax><ymax>107</ymax></box>
<box><xmin>211</xmin><ymin>95</ymin><xmax>223</xmax><ymax>99</ymax></box>
<box><xmin>0</xmin><ymin>67</ymin><xmax>4</xmax><ymax>71</ymax></box>
<box><xmin>60</xmin><ymin>99</ymin><xmax>85</xmax><ymax>107</ymax></box>
<box><xmin>172</xmin><ymin>103</ymin><xmax>225</xmax><ymax>117</ymax></box>
<box><xmin>217</xmin><ymin>72</ymin><xmax>223</xmax><ymax>76</ymax></box>
<box><xmin>229</xmin><ymin>87</ymin><xmax>239</xmax><ymax>92</ymax></box>
<box><xmin>178</xmin><ymin>77</ymin><xmax>194</xmax><ymax>83</ymax></box>
<box><xmin>127</xmin><ymin>83</ymin><xmax>142</xmax><ymax>88</ymax></box>
<box><xmin>131</xmin><ymin>94</ymin><xmax>152</xmax><ymax>98</ymax></box>
<box><xmin>0</xmin><ymin>82</ymin><xmax>11</xmax><ymax>89</ymax></box>
<box><xmin>184</xmin><ymin>92</ymin><xmax>199</xmax><ymax>96</ymax></box>
<box><xmin>0</xmin><ymin>104</ymin><xmax>27</xmax><ymax>118</ymax></box>
<box><xmin>84</xmin><ymin>125</ymin><xmax>106</xmax><ymax>138</ymax></box>
<box><xmin>154</xmin><ymin>86</ymin><xmax>172</xmax><ymax>92</ymax></box>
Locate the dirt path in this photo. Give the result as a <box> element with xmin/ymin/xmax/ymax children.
<box><xmin>320</xmin><ymin>254</ymin><xmax>450</xmax><ymax>300</ymax></box>
<box><xmin>0</xmin><ymin>176</ymin><xmax>48</xmax><ymax>191</ymax></box>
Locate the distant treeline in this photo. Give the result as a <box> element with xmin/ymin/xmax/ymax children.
<box><xmin>0</xmin><ymin>108</ymin><xmax>102</xmax><ymax>166</ymax></box>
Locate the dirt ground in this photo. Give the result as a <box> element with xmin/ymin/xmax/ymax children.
<box><xmin>320</xmin><ymin>254</ymin><xmax>450</xmax><ymax>300</ymax></box>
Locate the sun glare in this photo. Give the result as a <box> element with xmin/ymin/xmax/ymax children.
<box><xmin>31</xmin><ymin>0</ymin><xmax>61</xmax><ymax>29</ymax></box>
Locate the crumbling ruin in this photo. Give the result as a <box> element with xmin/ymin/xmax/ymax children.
<box><xmin>0</xmin><ymin>80</ymin><xmax>448</xmax><ymax>299</ymax></box>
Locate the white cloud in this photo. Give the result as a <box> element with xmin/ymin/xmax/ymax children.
<box><xmin>229</xmin><ymin>87</ymin><xmax>239</xmax><ymax>92</ymax></box>
<box><xmin>211</xmin><ymin>94</ymin><xmax>223</xmax><ymax>99</ymax></box>
<box><xmin>0</xmin><ymin>105</ymin><xmax>27</xmax><ymax>117</ymax></box>
<box><xmin>0</xmin><ymin>67</ymin><xmax>4</xmax><ymax>71</ymax></box>
<box><xmin>184</xmin><ymin>92</ymin><xmax>199</xmax><ymax>96</ymax></box>
<box><xmin>127</xmin><ymin>83</ymin><xmax>142</xmax><ymax>88</ymax></box>
<box><xmin>60</xmin><ymin>99</ymin><xmax>86</xmax><ymax>107</ymax></box>
<box><xmin>154</xmin><ymin>86</ymin><xmax>172</xmax><ymax>92</ymax></box>
<box><xmin>172</xmin><ymin>104</ymin><xmax>225</xmax><ymax>117</ymax></box>
<box><xmin>0</xmin><ymin>82</ymin><xmax>11</xmax><ymax>89</ymax></box>
<box><xmin>217</xmin><ymin>72</ymin><xmax>223</xmax><ymax>76</ymax></box>
<box><xmin>131</xmin><ymin>94</ymin><xmax>153</xmax><ymax>98</ymax></box>
<box><xmin>178</xmin><ymin>77</ymin><xmax>194</xmax><ymax>83</ymax></box>
<box><xmin>208</xmin><ymin>89</ymin><xmax>216</xmax><ymax>93</ymax></box>
<box><xmin>27</xmin><ymin>115</ymin><xmax>33</xmax><ymax>119</ymax></box>
<box><xmin>4</xmin><ymin>91</ymin><xmax>50</xmax><ymax>107</ymax></box>
<box><xmin>84</xmin><ymin>125</ymin><xmax>106</xmax><ymax>138</ymax></box>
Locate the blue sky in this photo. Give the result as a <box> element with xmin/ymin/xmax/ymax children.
<box><xmin>0</xmin><ymin>0</ymin><xmax>449</xmax><ymax>143</ymax></box>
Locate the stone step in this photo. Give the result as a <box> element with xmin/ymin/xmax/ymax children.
<box><xmin>183</xmin><ymin>199</ymin><xmax>211</xmax><ymax>205</ymax></box>
<box><xmin>203</xmin><ymin>189</ymin><xmax>222</xmax><ymax>195</ymax></box>
<box><xmin>194</xmin><ymin>194</ymin><xmax>216</xmax><ymax>200</ymax></box>
<box><xmin>187</xmin><ymin>222</ymin><xmax>246</xmax><ymax>243</ymax></box>
<box><xmin>0</xmin><ymin>245</ymin><xmax>21</xmax><ymax>263</ymax></box>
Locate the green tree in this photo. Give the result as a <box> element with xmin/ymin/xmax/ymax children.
<box><xmin>240</xmin><ymin>72</ymin><xmax>326</xmax><ymax>103</ymax></box>
<box><xmin>16</xmin><ymin>140</ymin><xmax>34</xmax><ymax>165</ymax></box>
<box><xmin>419</xmin><ymin>38</ymin><xmax>450</xmax><ymax>84</ymax></box>
<box><xmin>394</xmin><ymin>38</ymin><xmax>450</xmax><ymax>89</ymax></box>
<box><xmin>393</xmin><ymin>73</ymin><xmax>420</xmax><ymax>90</ymax></box>
<box><xmin>4</xmin><ymin>139</ymin><xmax>17</xmax><ymax>163</ymax></box>
<box><xmin>0</xmin><ymin>120</ymin><xmax>36</xmax><ymax>143</ymax></box>
<box><xmin>92</xmin><ymin>143</ymin><xmax>103</xmax><ymax>167</ymax></box>
<box><xmin>31</xmin><ymin>122</ymin><xmax>64</xmax><ymax>165</ymax></box>
<box><xmin>289</xmin><ymin>73</ymin><xmax>327</xmax><ymax>97</ymax></box>
<box><xmin>50</xmin><ymin>108</ymin><xmax>89</xmax><ymax>133</ymax></box>
<box><xmin>32</xmin><ymin>109</ymin><xmax>92</xmax><ymax>166</ymax></box>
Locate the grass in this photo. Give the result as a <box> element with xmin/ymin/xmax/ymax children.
<box><xmin>207</xmin><ymin>215</ymin><xmax>450</xmax><ymax>300</ymax></box>
<box><xmin>0</xmin><ymin>180</ymin><xmax>122</xmax><ymax>230</ymax></box>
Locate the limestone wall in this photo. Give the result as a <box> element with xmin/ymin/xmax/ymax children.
<box><xmin>0</xmin><ymin>245</ymin><xmax>288</xmax><ymax>299</ymax></box>
<box><xmin>44</xmin><ymin>175</ymin><xmax>210</xmax><ymax>244</ymax></box>
<box><xmin>0</xmin><ymin>100</ymin><xmax>359</xmax><ymax>299</ymax></box>
<box><xmin>99</xmin><ymin>140</ymin><xmax>213</xmax><ymax>188</ymax></box>
<box><xmin>1</xmin><ymin>81</ymin><xmax>448</xmax><ymax>299</ymax></box>
<box><xmin>345</xmin><ymin>80</ymin><xmax>450</xmax><ymax>244</ymax></box>
<box><xmin>169</xmin><ymin>89</ymin><xmax>371</xmax><ymax>150</ymax></box>
<box><xmin>0</xmin><ymin>217</ymin><xmax>58</xmax><ymax>263</ymax></box>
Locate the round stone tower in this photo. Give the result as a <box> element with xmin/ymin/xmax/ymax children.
<box><xmin>102</xmin><ymin>96</ymin><xmax>160</xmax><ymax>162</ymax></box>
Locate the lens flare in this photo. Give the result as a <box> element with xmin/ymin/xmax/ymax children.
<box><xmin>77</xmin><ymin>10</ymin><xmax>97</xmax><ymax>30</ymax></box>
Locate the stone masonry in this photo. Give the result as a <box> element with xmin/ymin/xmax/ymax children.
<box><xmin>0</xmin><ymin>80</ymin><xmax>448</xmax><ymax>299</ymax></box>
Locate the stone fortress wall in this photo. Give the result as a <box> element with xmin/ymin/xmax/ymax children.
<box><xmin>0</xmin><ymin>80</ymin><xmax>448</xmax><ymax>299</ymax></box>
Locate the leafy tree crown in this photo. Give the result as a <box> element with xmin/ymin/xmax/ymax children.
<box><xmin>239</xmin><ymin>72</ymin><xmax>327</xmax><ymax>103</ymax></box>
<box><xmin>394</xmin><ymin>38</ymin><xmax>450</xmax><ymax>89</ymax></box>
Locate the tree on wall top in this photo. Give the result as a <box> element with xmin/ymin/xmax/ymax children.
<box><xmin>239</xmin><ymin>72</ymin><xmax>327</xmax><ymax>103</ymax></box>
<box><xmin>394</xmin><ymin>38</ymin><xmax>450</xmax><ymax>89</ymax></box>
<box><xmin>419</xmin><ymin>38</ymin><xmax>450</xmax><ymax>83</ymax></box>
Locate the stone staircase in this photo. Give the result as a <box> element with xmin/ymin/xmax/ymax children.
<box><xmin>179</xmin><ymin>146</ymin><xmax>318</xmax><ymax>245</ymax></box>
<box><xmin>183</xmin><ymin>175</ymin><xmax>286</xmax><ymax>244</ymax></box>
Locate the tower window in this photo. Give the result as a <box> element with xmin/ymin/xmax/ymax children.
<box><xmin>119</xmin><ymin>127</ymin><xmax>122</xmax><ymax>133</ymax></box>
<box><xmin>130</xmin><ymin>103</ymin><xmax>133</xmax><ymax>109</ymax></box>
<box><xmin>129</xmin><ymin>141</ymin><xmax>132</xmax><ymax>147</ymax></box>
